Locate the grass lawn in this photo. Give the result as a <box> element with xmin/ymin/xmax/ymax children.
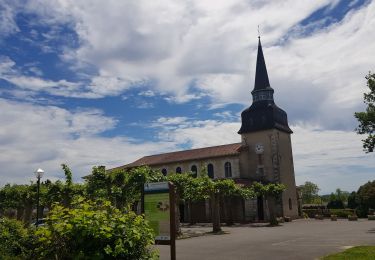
<box><xmin>322</xmin><ymin>246</ymin><xmax>375</xmax><ymax>259</ymax></box>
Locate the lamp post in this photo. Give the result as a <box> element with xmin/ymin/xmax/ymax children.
<box><xmin>34</xmin><ymin>168</ymin><xmax>44</xmax><ymax>227</ymax></box>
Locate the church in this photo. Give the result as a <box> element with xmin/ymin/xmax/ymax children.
<box><xmin>111</xmin><ymin>37</ymin><xmax>299</xmax><ymax>222</ymax></box>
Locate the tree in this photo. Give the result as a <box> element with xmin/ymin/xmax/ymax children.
<box><xmin>355</xmin><ymin>72</ymin><xmax>375</xmax><ymax>152</ymax></box>
<box><xmin>168</xmin><ymin>172</ymin><xmax>284</xmax><ymax>233</ymax></box>
<box><xmin>299</xmin><ymin>181</ymin><xmax>320</xmax><ymax>204</ymax></box>
<box><xmin>347</xmin><ymin>191</ymin><xmax>358</xmax><ymax>209</ymax></box>
<box><xmin>85</xmin><ymin>166</ymin><xmax>109</xmax><ymax>199</ymax></box>
<box><xmin>326</xmin><ymin>188</ymin><xmax>349</xmax><ymax>209</ymax></box>
<box><xmin>0</xmin><ymin>184</ymin><xmax>36</xmax><ymax>223</ymax></box>
<box><xmin>252</xmin><ymin>182</ymin><xmax>286</xmax><ymax>226</ymax></box>
<box><xmin>167</xmin><ymin>172</ymin><xmax>198</xmax><ymax>234</ymax></box>
<box><xmin>356</xmin><ymin>180</ymin><xmax>375</xmax><ymax>217</ymax></box>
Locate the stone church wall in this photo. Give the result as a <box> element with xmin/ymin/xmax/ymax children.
<box><xmin>240</xmin><ymin>129</ymin><xmax>299</xmax><ymax>218</ymax></box>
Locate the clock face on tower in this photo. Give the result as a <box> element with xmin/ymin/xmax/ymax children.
<box><xmin>255</xmin><ymin>143</ymin><xmax>264</xmax><ymax>154</ymax></box>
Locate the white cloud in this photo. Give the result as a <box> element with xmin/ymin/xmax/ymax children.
<box><xmin>266</xmin><ymin>1</ymin><xmax>375</xmax><ymax>129</ymax></box>
<box><xmin>0</xmin><ymin>56</ymin><xmax>99</xmax><ymax>98</ymax></box>
<box><xmin>291</xmin><ymin>124</ymin><xmax>375</xmax><ymax>193</ymax></box>
<box><xmin>11</xmin><ymin>0</ymin><xmax>371</xmax><ymax>131</ymax></box>
<box><xmin>0</xmin><ymin>1</ymin><xmax>20</xmax><ymax>38</ymax></box>
<box><xmin>0</xmin><ymin>98</ymin><xmax>177</xmax><ymax>186</ymax></box>
<box><xmin>139</xmin><ymin>90</ymin><xmax>155</xmax><ymax>97</ymax></box>
<box><xmin>5</xmin><ymin>0</ymin><xmax>340</xmax><ymax>103</ymax></box>
<box><xmin>3</xmin><ymin>1</ymin><xmax>373</xmax><ymax>130</ymax></box>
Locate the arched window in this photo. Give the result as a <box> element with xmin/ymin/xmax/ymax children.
<box><xmin>289</xmin><ymin>198</ymin><xmax>292</xmax><ymax>210</ymax></box>
<box><xmin>161</xmin><ymin>168</ymin><xmax>167</xmax><ymax>176</ymax></box>
<box><xmin>207</xmin><ymin>163</ymin><xmax>214</xmax><ymax>179</ymax></box>
<box><xmin>191</xmin><ymin>165</ymin><xmax>197</xmax><ymax>178</ymax></box>
<box><xmin>176</xmin><ymin>167</ymin><xmax>182</xmax><ymax>174</ymax></box>
<box><xmin>224</xmin><ymin>162</ymin><xmax>232</xmax><ymax>177</ymax></box>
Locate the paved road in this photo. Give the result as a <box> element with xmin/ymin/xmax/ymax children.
<box><xmin>158</xmin><ymin>219</ymin><xmax>375</xmax><ymax>260</ymax></box>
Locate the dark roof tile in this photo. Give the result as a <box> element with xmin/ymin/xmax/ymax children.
<box><xmin>111</xmin><ymin>143</ymin><xmax>243</xmax><ymax>171</ymax></box>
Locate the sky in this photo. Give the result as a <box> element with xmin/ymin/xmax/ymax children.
<box><xmin>0</xmin><ymin>0</ymin><xmax>374</xmax><ymax>194</ymax></box>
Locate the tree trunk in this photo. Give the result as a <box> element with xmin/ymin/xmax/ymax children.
<box><xmin>175</xmin><ymin>194</ymin><xmax>181</xmax><ymax>236</ymax></box>
<box><xmin>211</xmin><ymin>193</ymin><xmax>221</xmax><ymax>233</ymax></box>
<box><xmin>188</xmin><ymin>200</ymin><xmax>195</xmax><ymax>225</ymax></box>
<box><xmin>267</xmin><ymin>196</ymin><xmax>278</xmax><ymax>226</ymax></box>
<box><xmin>23</xmin><ymin>202</ymin><xmax>33</xmax><ymax>224</ymax></box>
<box><xmin>225</xmin><ymin>197</ymin><xmax>234</xmax><ymax>226</ymax></box>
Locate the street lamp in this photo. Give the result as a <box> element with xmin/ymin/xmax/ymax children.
<box><xmin>34</xmin><ymin>168</ymin><xmax>44</xmax><ymax>227</ymax></box>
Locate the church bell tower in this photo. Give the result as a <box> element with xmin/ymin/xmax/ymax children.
<box><xmin>238</xmin><ymin>37</ymin><xmax>298</xmax><ymax>218</ymax></box>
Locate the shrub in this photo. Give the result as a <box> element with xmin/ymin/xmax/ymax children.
<box><xmin>34</xmin><ymin>197</ymin><xmax>157</xmax><ymax>259</ymax></box>
<box><xmin>329</xmin><ymin>209</ymin><xmax>356</xmax><ymax>218</ymax></box>
<box><xmin>302</xmin><ymin>209</ymin><xmax>330</xmax><ymax>218</ymax></box>
<box><xmin>0</xmin><ymin>217</ymin><xmax>33</xmax><ymax>259</ymax></box>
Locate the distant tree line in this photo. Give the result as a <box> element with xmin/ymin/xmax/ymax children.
<box><xmin>299</xmin><ymin>180</ymin><xmax>375</xmax><ymax>217</ymax></box>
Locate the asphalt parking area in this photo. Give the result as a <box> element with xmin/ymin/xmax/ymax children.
<box><xmin>158</xmin><ymin>219</ymin><xmax>375</xmax><ymax>260</ymax></box>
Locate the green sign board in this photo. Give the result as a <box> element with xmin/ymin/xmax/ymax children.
<box><xmin>144</xmin><ymin>182</ymin><xmax>171</xmax><ymax>241</ymax></box>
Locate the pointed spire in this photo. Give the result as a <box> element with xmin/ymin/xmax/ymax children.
<box><xmin>253</xmin><ymin>37</ymin><xmax>271</xmax><ymax>92</ymax></box>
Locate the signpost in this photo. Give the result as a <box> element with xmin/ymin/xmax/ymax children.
<box><xmin>143</xmin><ymin>182</ymin><xmax>176</xmax><ymax>260</ymax></box>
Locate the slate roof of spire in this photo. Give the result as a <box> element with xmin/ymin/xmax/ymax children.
<box><xmin>238</xmin><ymin>37</ymin><xmax>292</xmax><ymax>134</ymax></box>
<box><xmin>109</xmin><ymin>143</ymin><xmax>243</xmax><ymax>171</ymax></box>
<box><xmin>253</xmin><ymin>37</ymin><xmax>271</xmax><ymax>92</ymax></box>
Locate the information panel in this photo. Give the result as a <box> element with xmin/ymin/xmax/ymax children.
<box><xmin>144</xmin><ymin>182</ymin><xmax>171</xmax><ymax>241</ymax></box>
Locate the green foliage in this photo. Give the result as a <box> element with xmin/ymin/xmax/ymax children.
<box><xmin>0</xmin><ymin>184</ymin><xmax>36</xmax><ymax>222</ymax></box>
<box><xmin>356</xmin><ymin>180</ymin><xmax>375</xmax><ymax>217</ymax></box>
<box><xmin>34</xmin><ymin>197</ymin><xmax>157</xmax><ymax>260</ymax></box>
<box><xmin>299</xmin><ymin>181</ymin><xmax>320</xmax><ymax>204</ymax></box>
<box><xmin>355</xmin><ymin>72</ymin><xmax>375</xmax><ymax>152</ymax></box>
<box><xmin>251</xmin><ymin>182</ymin><xmax>286</xmax><ymax>198</ymax></box>
<box><xmin>302</xmin><ymin>209</ymin><xmax>328</xmax><ymax>218</ymax></box>
<box><xmin>0</xmin><ymin>184</ymin><xmax>34</xmax><ymax>210</ymax></box>
<box><xmin>322</xmin><ymin>246</ymin><xmax>375</xmax><ymax>260</ymax></box>
<box><xmin>325</xmin><ymin>189</ymin><xmax>349</xmax><ymax>208</ymax></box>
<box><xmin>61</xmin><ymin>163</ymin><xmax>73</xmax><ymax>187</ymax></box>
<box><xmin>86</xmin><ymin>166</ymin><xmax>166</xmax><ymax>210</ymax></box>
<box><xmin>167</xmin><ymin>172</ymin><xmax>285</xmax><ymax>231</ymax></box>
<box><xmin>329</xmin><ymin>209</ymin><xmax>356</xmax><ymax>218</ymax></box>
<box><xmin>85</xmin><ymin>165</ymin><xmax>109</xmax><ymax>199</ymax></box>
<box><xmin>168</xmin><ymin>173</ymin><xmax>200</xmax><ymax>201</ymax></box>
<box><xmin>0</xmin><ymin>218</ymin><xmax>33</xmax><ymax>259</ymax></box>
<box><xmin>347</xmin><ymin>191</ymin><xmax>358</xmax><ymax>209</ymax></box>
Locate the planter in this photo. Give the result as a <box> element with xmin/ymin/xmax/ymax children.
<box><xmin>348</xmin><ymin>215</ymin><xmax>358</xmax><ymax>221</ymax></box>
<box><xmin>315</xmin><ymin>214</ymin><xmax>324</xmax><ymax>220</ymax></box>
<box><xmin>368</xmin><ymin>215</ymin><xmax>375</xmax><ymax>220</ymax></box>
<box><xmin>284</xmin><ymin>216</ymin><xmax>292</xmax><ymax>222</ymax></box>
<box><xmin>277</xmin><ymin>217</ymin><xmax>284</xmax><ymax>223</ymax></box>
<box><xmin>330</xmin><ymin>215</ymin><xmax>337</xmax><ymax>221</ymax></box>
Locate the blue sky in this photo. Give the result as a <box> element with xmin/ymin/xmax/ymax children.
<box><xmin>0</xmin><ymin>0</ymin><xmax>374</xmax><ymax>194</ymax></box>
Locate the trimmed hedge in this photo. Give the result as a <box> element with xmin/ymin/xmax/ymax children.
<box><xmin>330</xmin><ymin>209</ymin><xmax>356</xmax><ymax>218</ymax></box>
<box><xmin>303</xmin><ymin>209</ymin><xmax>330</xmax><ymax>218</ymax></box>
<box><xmin>303</xmin><ymin>209</ymin><xmax>356</xmax><ymax>218</ymax></box>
